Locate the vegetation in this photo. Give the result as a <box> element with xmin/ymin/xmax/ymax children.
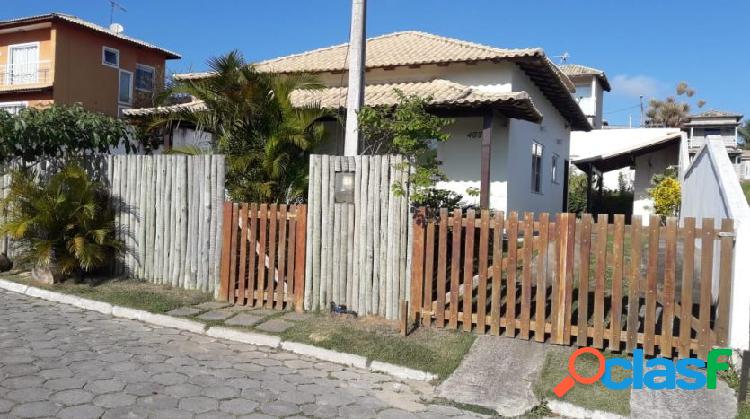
<box><xmin>0</xmin><ymin>104</ymin><xmax>134</xmax><ymax>165</ymax></box>
<box><xmin>648</xmin><ymin>167</ymin><xmax>681</xmax><ymax>219</ymax></box>
<box><xmin>646</xmin><ymin>82</ymin><xmax>705</xmax><ymax>127</ymax></box>
<box><xmin>2</xmin><ymin>273</ymin><xmax>212</xmax><ymax>313</ymax></box>
<box><xmin>281</xmin><ymin>315</ymin><xmax>475</xmax><ymax>380</ymax></box>
<box><xmin>535</xmin><ymin>349</ymin><xmax>631</xmax><ymax>416</ymax></box>
<box><xmin>567</xmin><ymin>172</ymin><xmax>588</xmax><ymax>215</ymax></box>
<box><xmin>0</xmin><ymin>164</ymin><xmax>124</xmax><ymax>279</ymax></box>
<box><xmin>147</xmin><ymin>51</ymin><xmax>329</xmax><ymax>203</ymax></box>
<box><xmin>740</xmin><ymin>121</ymin><xmax>750</xmax><ymax>150</ymax></box>
<box><xmin>358</xmin><ymin>93</ymin><xmax>453</xmax><ymax>204</ymax></box>
<box><xmin>742</xmin><ymin>181</ymin><xmax>750</xmax><ymax>204</ymax></box>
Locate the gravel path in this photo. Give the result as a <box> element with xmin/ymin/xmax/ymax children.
<box><xmin>0</xmin><ymin>290</ymin><xmax>481</xmax><ymax>418</ymax></box>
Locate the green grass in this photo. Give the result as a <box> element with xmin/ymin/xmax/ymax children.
<box><xmin>280</xmin><ymin>315</ymin><xmax>475</xmax><ymax>380</ymax></box>
<box><xmin>742</xmin><ymin>181</ymin><xmax>750</xmax><ymax>205</ymax></box>
<box><xmin>534</xmin><ymin>348</ymin><xmax>631</xmax><ymax>416</ymax></box>
<box><xmin>1</xmin><ymin>272</ymin><xmax>213</xmax><ymax>313</ymax></box>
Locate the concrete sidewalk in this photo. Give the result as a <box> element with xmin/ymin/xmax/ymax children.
<box><xmin>438</xmin><ymin>335</ymin><xmax>737</xmax><ymax>418</ymax></box>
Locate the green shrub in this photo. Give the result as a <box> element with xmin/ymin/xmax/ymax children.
<box><xmin>0</xmin><ymin>163</ymin><xmax>124</xmax><ymax>278</ymax></box>
<box><xmin>649</xmin><ymin>169</ymin><xmax>681</xmax><ymax>218</ymax></box>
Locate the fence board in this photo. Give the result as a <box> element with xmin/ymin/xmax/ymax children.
<box><xmin>423</xmin><ymin>217</ymin><xmax>436</xmax><ymax>326</ymax></box>
<box><xmin>436</xmin><ymin>209</ymin><xmax>448</xmax><ymax>328</ymax></box>
<box><xmin>256</xmin><ymin>204</ymin><xmax>268</xmax><ymax>308</ymax></box>
<box><xmin>626</xmin><ymin>216</ymin><xmax>643</xmax><ymax>353</ymax></box>
<box><xmin>535</xmin><ymin>213</ymin><xmax>549</xmax><ymax>342</ymax></box>
<box><xmin>577</xmin><ymin>214</ymin><xmax>592</xmax><ymax>346</ymax></box>
<box><xmin>449</xmin><ymin>208</ymin><xmax>462</xmax><ymax>330</ymax></box>
<box><xmin>698</xmin><ymin>218</ymin><xmax>715</xmax><ymax>359</ymax></box>
<box><xmin>610</xmin><ymin>215</ymin><xmax>625</xmax><ymax>352</ymax></box>
<box><xmin>644</xmin><ymin>215</ymin><xmax>660</xmax><ymax>356</ymax></box>
<box><xmin>593</xmin><ymin>214</ymin><xmax>607</xmax><ymax>348</ymax></box>
<box><xmin>717</xmin><ymin>219</ymin><xmax>734</xmax><ymax>346</ymax></box>
<box><xmin>247</xmin><ymin>204</ymin><xmax>258</xmax><ymax>306</ymax></box>
<box><xmin>506</xmin><ymin>212</ymin><xmax>519</xmax><ymax>338</ymax></box>
<box><xmin>679</xmin><ymin>218</ymin><xmax>696</xmax><ymax>358</ymax></box>
<box><xmin>520</xmin><ymin>212</ymin><xmax>533</xmax><ymax>339</ymax></box>
<box><xmin>660</xmin><ymin>217</ymin><xmax>677</xmax><ymax>356</ymax></box>
<box><xmin>237</xmin><ymin>204</ymin><xmax>249</xmax><ymax>305</ymax></box>
<box><xmin>462</xmin><ymin>210</ymin><xmax>476</xmax><ymax>332</ymax></box>
<box><xmin>477</xmin><ymin>210</ymin><xmax>490</xmax><ymax>334</ymax></box>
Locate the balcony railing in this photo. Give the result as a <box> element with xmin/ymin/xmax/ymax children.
<box><xmin>689</xmin><ymin>134</ymin><xmax>737</xmax><ymax>149</ymax></box>
<box><xmin>0</xmin><ymin>60</ymin><xmax>53</xmax><ymax>89</ymax></box>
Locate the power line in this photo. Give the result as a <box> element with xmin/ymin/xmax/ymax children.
<box><xmin>603</xmin><ymin>104</ymin><xmax>640</xmax><ymax>115</ymax></box>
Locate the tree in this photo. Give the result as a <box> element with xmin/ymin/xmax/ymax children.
<box><xmin>567</xmin><ymin>172</ymin><xmax>588</xmax><ymax>215</ymax></box>
<box><xmin>148</xmin><ymin>51</ymin><xmax>329</xmax><ymax>203</ymax></box>
<box><xmin>646</xmin><ymin>82</ymin><xmax>705</xmax><ymax>127</ymax></box>
<box><xmin>738</xmin><ymin>120</ymin><xmax>750</xmax><ymax>149</ymax></box>
<box><xmin>358</xmin><ymin>92</ymin><xmax>452</xmax><ymax>204</ymax></box>
<box><xmin>648</xmin><ymin>166</ymin><xmax>681</xmax><ymax>220</ymax></box>
<box><xmin>0</xmin><ymin>163</ymin><xmax>124</xmax><ymax>282</ymax></box>
<box><xmin>0</xmin><ymin>104</ymin><xmax>133</xmax><ymax>166</ymax></box>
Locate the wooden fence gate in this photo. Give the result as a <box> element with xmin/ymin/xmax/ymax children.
<box><xmin>219</xmin><ymin>203</ymin><xmax>307</xmax><ymax>311</ymax></box>
<box><xmin>410</xmin><ymin>209</ymin><xmax>735</xmax><ymax>359</ymax></box>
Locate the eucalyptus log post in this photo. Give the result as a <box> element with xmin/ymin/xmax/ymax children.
<box><xmin>364</xmin><ymin>155</ymin><xmax>378</xmax><ymax>315</ymax></box>
<box><xmin>162</xmin><ymin>157</ymin><xmax>174</xmax><ymax>285</ymax></box>
<box><xmin>345</xmin><ymin>156</ymin><xmax>356</xmax><ymax>307</ymax></box>
<box><xmin>212</xmin><ymin>156</ymin><xmax>225</xmax><ymax>294</ymax></box>
<box><xmin>378</xmin><ymin>155</ymin><xmax>390</xmax><ymax>316</ymax></box>
<box><xmin>371</xmin><ymin>155</ymin><xmax>382</xmax><ymax>314</ymax></box>
<box><xmin>326</xmin><ymin>156</ymin><xmax>336</xmax><ymax>306</ymax></box>
<box><xmin>308</xmin><ymin>155</ymin><xmax>321</xmax><ymax>310</ymax></box>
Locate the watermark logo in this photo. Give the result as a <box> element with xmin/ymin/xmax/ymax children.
<box><xmin>553</xmin><ymin>347</ymin><xmax>732</xmax><ymax>397</ymax></box>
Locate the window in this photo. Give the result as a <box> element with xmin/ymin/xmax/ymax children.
<box><xmin>135</xmin><ymin>64</ymin><xmax>155</xmax><ymax>92</ymax></box>
<box><xmin>102</xmin><ymin>47</ymin><xmax>119</xmax><ymax>67</ymax></box>
<box><xmin>7</xmin><ymin>42</ymin><xmax>40</xmax><ymax>85</ymax></box>
<box><xmin>0</xmin><ymin>101</ymin><xmax>27</xmax><ymax>115</ymax></box>
<box><xmin>531</xmin><ymin>142</ymin><xmax>543</xmax><ymax>193</ymax></box>
<box><xmin>574</xmin><ymin>84</ymin><xmax>592</xmax><ymax>101</ymax></box>
<box><xmin>703</xmin><ymin>128</ymin><xmax>721</xmax><ymax>137</ymax></box>
<box><xmin>551</xmin><ymin>153</ymin><xmax>560</xmax><ymax>184</ymax></box>
<box><xmin>118</xmin><ymin>69</ymin><xmax>133</xmax><ymax>104</ymax></box>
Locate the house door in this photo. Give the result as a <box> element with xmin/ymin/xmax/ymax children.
<box><xmin>7</xmin><ymin>43</ymin><xmax>39</xmax><ymax>85</ymax></box>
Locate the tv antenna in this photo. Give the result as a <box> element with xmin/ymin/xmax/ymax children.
<box><xmin>555</xmin><ymin>51</ymin><xmax>570</xmax><ymax>64</ymax></box>
<box><xmin>109</xmin><ymin>0</ymin><xmax>127</xmax><ymax>25</ymax></box>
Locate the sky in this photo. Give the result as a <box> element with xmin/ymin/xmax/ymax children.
<box><xmin>3</xmin><ymin>0</ymin><xmax>748</xmax><ymax>126</ymax></box>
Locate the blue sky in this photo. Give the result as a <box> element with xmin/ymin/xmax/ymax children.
<box><xmin>4</xmin><ymin>0</ymin><xmax>748</xmax><ymax>126</ymax></box>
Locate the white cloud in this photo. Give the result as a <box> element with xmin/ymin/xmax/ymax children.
<box><xmin>611</xmin><ymin>74</ymin><xmax>666</xmax><ymax>98</ymax></box>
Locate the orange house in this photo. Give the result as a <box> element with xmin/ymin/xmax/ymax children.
<box><xmin>0</xmin><ymin>13</ymin><xmax>180</xmax><ymax>117</ymax></box>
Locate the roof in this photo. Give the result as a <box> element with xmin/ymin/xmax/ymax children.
<box><xmin>558</xmin><ymin>64</ymin><xmax>611</xmax><ymax>91</ymax></box>
<box><xmin>687</xmin><ymin>109</ymin><xmax>743</xmax><ymax>119</ymax></box>
<box><xmin>174</xmin><ymin>31</ymin><xmax>589</xmax><ymax>130</ymax></box>
<box><xmin>0</xmin><ymin>13</ymin><xmax>180</xmax><ymax>59</ymax></box>
<box><xmin>123</xmin><ymin>79</ymin><xmax>543</xmax><ymax>123</ymax></box>
<box><xmin>570</xmin><ymin>128</ymin><xmax>683</xmax><ymax>171</ymax></box>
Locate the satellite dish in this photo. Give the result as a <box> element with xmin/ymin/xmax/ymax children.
<box><xmin>109</xmin><ymin>23</ymin><xmax>124</xmax><ymax>34</ymax></box>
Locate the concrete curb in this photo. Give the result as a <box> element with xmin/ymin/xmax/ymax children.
<box><xmin>546</xmin><ymin>400</ymin><xmax>627</xmax><ymax>419</ymax></box>
<box><xmin>0</xmin><ymin>278</ymin><xmax>28</xmax><ymax>294</ymax></box>
<box><xmin>369</xmin><ymin>361</ymin><xmax>438</xmax><ymax>381</ymax></box>
<box><xmin>112</xmin><ymin>306</ymin><xmax>150</xmax><ymax>321</ymax></box>
<box><xmin>280</xmin><ymin>341</ymin><xmax>368</xmax><ymax>369</ymax></box>
<box><xmin>206</xmin><ymin>327</ymin><xmax>281</xmax><ymax>348</ymax></box>
<box><xmin>143</xmin><ymin>313</ymin><xmax>206</xmax><ymax>334</ymax></box>
<box><xmin>1</xmin><ymin>279</ymin><xmax>438</xmax><ymax>382</ymax></box>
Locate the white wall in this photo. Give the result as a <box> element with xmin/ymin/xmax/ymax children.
<box><xmin>314</xmin><ymin>60</ymin><xmax>572</xmax><ymax>213</ymax></box>
<box><xmin>632</xmin><ymin>143</ymin><xmax>680</xmax><ymax>223</ymax></box>
<box><xmin>171</xmin><ymin>126</ymin><xmax>213</xmax><ymax>151</ymax></box>
<box><xmin>681</xmin><ymin>139</ymin><xmax>750</xmax><ymax>350</ymax></box>
<box><xmin>436</xmin><ymin>115</ymin><xmax>509</xmax><ymax>210</ymax></box>
<box><xmin>572</xmin><ymin>77</ymin><xmax>603</xmax><ymax>129</ymax></box>
<box><xmin>506</xmin><ymin>66</ymin><xmax>571</xmax><ymax>214</ymax></box>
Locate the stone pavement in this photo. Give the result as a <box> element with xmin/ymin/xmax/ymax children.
<box><xmin>0</xmin><ymin>290</ymin><xmax>483</xmax><ymax>418</ymax></box>
<box><xmin>167</xmin><ymin>303</ymin><xmax>305</xmax><ymax>334</ymax></box>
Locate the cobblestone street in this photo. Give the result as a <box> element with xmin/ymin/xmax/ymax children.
<box><xmin>0</xmin><ymin>290</ymin><xmax>481</xmax><ymax>418</ymax></box>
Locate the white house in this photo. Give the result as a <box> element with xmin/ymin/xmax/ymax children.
<box><xmin>682</xmin><ymin>110</ymin><xmax>747</xmax><ymax>179</ymax></box>
<box><xmin>559</xmin><ymin>64</ymin><xmax>611</xmax><ymax>129</ymax></box>
<box><xmin>164</xmin><ymin>31</ymin><xmax>590</xmax><ymax>213</ymax></box>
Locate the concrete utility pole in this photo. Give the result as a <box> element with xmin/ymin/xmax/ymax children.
<box><xmin>344</xmin><ymin>0</ymin><xmax>366</xmax><ymax>156</ymax></box>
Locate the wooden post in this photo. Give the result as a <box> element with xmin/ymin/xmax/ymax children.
<box><xmin>294</xmin><ymin>205</ymin><xmax>308</xmax><ymax>312</ymax></box>
<box><xmin>400</xmin><ymin>300</ymin><xmax>409</xmax><ymax>336</ymax></box>
<box><xmin>480</xmin><ymin>110</ymin><xmax>492</xmax><ymax>209</ymax></box>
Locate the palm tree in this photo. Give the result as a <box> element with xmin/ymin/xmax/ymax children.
<box><xmin>151</xmin><ymin>51</ymin><xmax>330</xmax><ymax>203</ymax></box>
<box><xmin>645</xmin><ymin>82</ymin><xmax>705</xmax><ymax>128</ymax></box>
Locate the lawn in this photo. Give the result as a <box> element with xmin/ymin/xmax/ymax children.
<box><xmin>1</xmin><ymin>272</ymin><xmax>213</xmax><ymax>313</ymax></box>
<box><xmin>742</xmin><ymin>181</ymin><xmax>750</xmax><ymax>204</ymax></box>
<box><xmin>534</xmin><ymin>348</ymin><xmax>631</xmax><ymax>416</ymax></box>
<box><xmin>280</xmin><ymin>315</ymin><xmax>475</xmax><ymax>380</ymax></box>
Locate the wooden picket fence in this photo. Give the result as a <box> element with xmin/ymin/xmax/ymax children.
<box><xmin>219</xmin><ymin>203</ymin><xmax>307</xmax><ymax>311</ymax></box>
<box><xmin>410</xmin><ymin>209</ymin><xmax>735</xmax><ymax>359</ymax></box>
